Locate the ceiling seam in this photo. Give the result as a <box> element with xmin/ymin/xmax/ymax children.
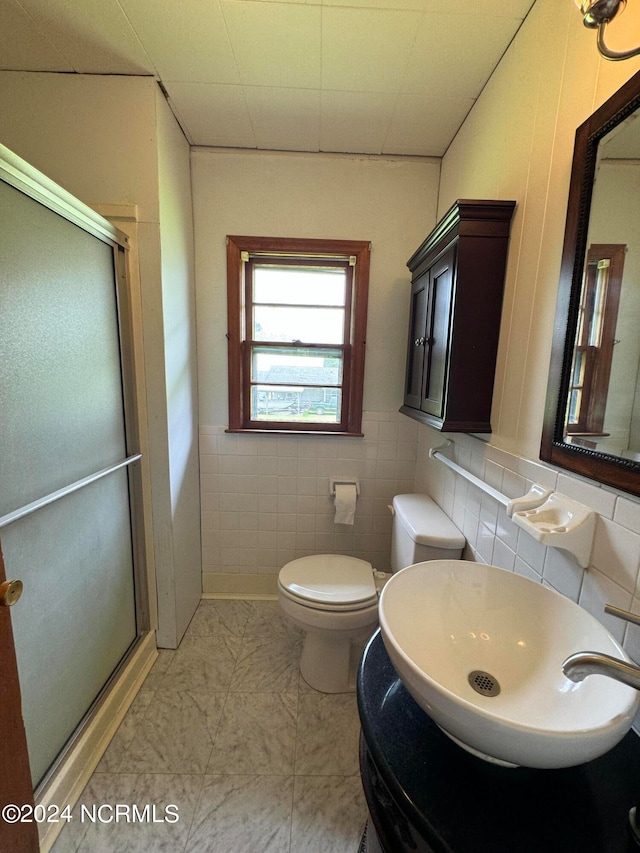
<box><xmin>218</xmin><ymin>0</ymin><xmax>258</xmax><ymax>148</ymax></box>
<box><xmin>440</xmin><ymin>2</ymin><xmax>536</xmax><ymax>160</ymax></box>
<box><xmin>9</xmin><ymin>0</ymin><xmax>74</xmax><ymax>71</ymax></box>
<box><xmin>112</xmin><ymin>0</ymin><xmax>159</xmax><ymax>78</ymax></box>
<box><xmin>379</xmin><ymin>7</ymin><xmax>426</xmax><ymax>157</ymax></box>
<box><xmin>157</xmin><ymin>81</ymin><xmax>195</xmax><ymax>146</ymax></box>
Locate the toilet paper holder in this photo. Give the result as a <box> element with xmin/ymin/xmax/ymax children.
<box><xmin>329</xmin><ymin>477</ymin><xmax>360</xmax><ymax>496</ymax></box>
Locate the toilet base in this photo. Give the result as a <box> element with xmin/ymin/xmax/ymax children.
<box><xmin>299</xmin><ymin>623</ymin><xmax>376</xmax><ymax>693</ymax></box>
<box><xmin>278</xmin><ymin>586</ymin><xmax>378</xmax><ymax>693</ymax></box>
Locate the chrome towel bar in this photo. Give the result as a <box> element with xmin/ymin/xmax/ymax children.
<box><xmin>0</xmin><ymin>453</ymin><xmax>142</xmax><ymax>529</ymax></box>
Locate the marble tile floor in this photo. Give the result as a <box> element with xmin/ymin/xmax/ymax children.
<box><xmin>51</xmin><ymin>599</ymin><xmax>368</xmax><ymax>853</ymax></box>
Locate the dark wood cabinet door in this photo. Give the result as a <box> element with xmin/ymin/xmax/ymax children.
<box><xmin>422</xmin><ymin>247</ymin><xmax>455</xmax><ymax>419</ymax></box>
<box><xmin>401</xmin><ymin>200</ymin><xmax>514</xmax><ymax>433</ymax></box>
<box><xmin>404</xmin><ymin>272</ymin><xmax>428</xmax><ymax>409</ymax></box>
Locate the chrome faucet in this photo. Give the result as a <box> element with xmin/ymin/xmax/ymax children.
<box><xmin>566</xmin><ymin>605</ymin><xmax>640</xmax><ymax>848</ymax></box>
<box><xmin>562</xmin><ymin>603</ymin><xmax>640</xmax><ymax>689</ymax></box>
<box><xmin>562</xmin><ymin>651</ymin><xmax>640</xmax><ymax>690</ymax></box>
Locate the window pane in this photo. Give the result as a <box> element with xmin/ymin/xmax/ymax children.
<box><xmin>300</xmin><ymin>390</ymin><xmax>342</xmax><ymax>422</ymax></box>
<box><xmin>589</xmin><ymin>265</ymin><xmax>608</xmax><ymax>347</ymax></box>
<box><xmin>252</xmin><ymin>347</ymin><xmax>343</xmax><ymax>386</ymax></box>
<box><xmin>227</xmin><ymin>236</ymin><xmax>370</xmax><ymax>435</ymax></box>
<box><xmin>254</xmin><ymin>306</ymin><xmax>345</xmax><ymax>344</ymax></box>
<box><xmin>252</xmin><ymin>385</ymin><xmax>342</xmax><ymax>424</ymax></box>
<box><xmin>568</xmin><ymin>389</ymin><xmax>581</xmax><ymax>424</ymax></box>
<box><xmin>254</xmin><ymin>266</ymin><xmax>346</xmax><ymax>306</ymax></box>
<box><xmin>572</xmin><ymin>351</ymin><xmax>584</xmax><ymax>387</ymax></box>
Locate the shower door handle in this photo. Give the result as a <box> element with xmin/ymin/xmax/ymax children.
<box><xmin>0</xmin><ymin>579</ymin><xmax>23</xmax><ymax>607</ymax></box>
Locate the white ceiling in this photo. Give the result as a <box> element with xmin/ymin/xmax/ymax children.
<box><xmin>0</xmin><ymin>0</ymin><xmax>536</xmax><ymax>156</ymax></box>
<box><xmin>600</xmin><ymin>112</ymin><xmax>640</xmax><ymax>160</ymax></box>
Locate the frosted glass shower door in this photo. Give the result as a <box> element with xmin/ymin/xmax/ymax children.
<box><xmin>0</xmin><ymin>166</ymin><xmax>139</xmax><ymax>787</ymax></box>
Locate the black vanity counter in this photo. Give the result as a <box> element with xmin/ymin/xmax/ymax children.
<box><xmin>357</xmin><ymin>629</ymin><xmax>640</xmax><ymax>853</ymax></box>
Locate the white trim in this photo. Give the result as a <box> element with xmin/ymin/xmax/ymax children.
<box><xmin>36</xmin><ymin>632</ymin><xmax>157</xmax><ymax>853</ymax></box>
<box><xmin>192</xmin><ymin>146</ymin><xmax>440</xmax><ymax>165</ymax></box>
<box><xmin>90</xmin><ymin>203</ymin><xmax>139</xmax><ymax>223</ymax></box>
<box><xmin>202</xmin><ymin>572</ymin><xmax>278</xmax><ymax>597</ymax></box>
<box><xmin>0</xmin><ymin>143</ymin><xmax>127</xmax><ymax>248</ymax></box>
<box><xmin>91</xmin><ymin>210</ymin><xmax>158</xmax><ymax>635</ymax></box>
<box><xmin>201</xmin><ymin>592</ymin><xmax>278</xmax><ymax>601</ymax></box>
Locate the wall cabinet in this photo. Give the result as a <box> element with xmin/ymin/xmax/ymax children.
<box><xmin>400</xmin><ymin>199</ymin><xmax>515</xmax><ymax>433</ymax></box>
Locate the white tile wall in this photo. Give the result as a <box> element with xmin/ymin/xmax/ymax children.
<box><xmin>201</xmin><ymin>412</ymin><xmax>640</xmax><ymax>614</ymax></box>
<box><xmin>200</xmin><ymin>411</ymin><xmax>640</xmax><ymax>724</ymax></box>
<box><xmin>200</xmin><ymin>412</ymin><xmax>640</xmax><ymax>654</ymax></box>
<box><xmin>200</xmin><ymin>413</ymin><xmax>418</xmax><ymax>586</ymax></box>
<box><xmin>414</xmin><ymin>425</ymin><xmax>640</xmax><ymax>666</ymax></box>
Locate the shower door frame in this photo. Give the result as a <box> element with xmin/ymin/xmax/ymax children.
<box><xmin>0</xmin><ymin>144</ymin><xmax>151</xmax><ymax>799</ymax></box>
<box><xmin>0</xmin><ymin>544</ymin><xmax>39</xmax><ymax>853</ymax></box>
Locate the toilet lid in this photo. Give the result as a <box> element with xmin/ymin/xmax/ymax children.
<box><xmin>279</xmin><ymin>555</ymin><xmax>376</xmax><ymax>607</ymax></box>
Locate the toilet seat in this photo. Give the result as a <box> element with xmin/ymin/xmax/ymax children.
<box><xmin>278</xmin><ymin>554</ymin><xmax>377</xmax><ymax>611</ymax></box>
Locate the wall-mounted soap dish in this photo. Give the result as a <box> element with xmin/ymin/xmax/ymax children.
<box><xmin>512</xmin><ymin>493</ymin><xmax>595</xmax><ymax>568</ymax></box>
<box><xmin>506</xmin><ymin>484</ymin><xmax>552</xmax><ymax>518</ymax></box>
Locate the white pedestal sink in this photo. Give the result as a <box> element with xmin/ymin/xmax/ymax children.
<box><xmin>378</xmin><ymin>560</ymin><xmax>640</xmax><ymax>769</ymax></box>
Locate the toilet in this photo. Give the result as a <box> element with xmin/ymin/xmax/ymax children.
<box><xmin>277</xmin><ymin>493</ymin><xmax>465</xmax><ymax>693</ymax></box>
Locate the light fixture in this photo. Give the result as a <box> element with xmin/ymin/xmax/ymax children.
<box><xmin>576</xmin><ymin>0</ymin><xmax>640</xmax><ymax>60</ymax></box>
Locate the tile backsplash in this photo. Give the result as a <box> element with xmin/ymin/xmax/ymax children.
<box><xmin>199</xmin><ymin>413</ymin><xmax>419</xmax><ymax>590</ymax></box>
<box><xmin>413</xmin><ymin>428</ymin><xmax>640</xmax><ymax>662</ymax></box>
<box><xmin>199</xmin><ymin>412</ymin><xmax>640</xmax><ymax>664</ymax></box>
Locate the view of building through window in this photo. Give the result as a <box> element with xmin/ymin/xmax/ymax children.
<box><xmin>250</xmin><ymin>264</ymin><xmax>347</xmax><ymax>423</ymax></box>
<box><xmin>226</xmin><ymin>235</ymin><xmax>370</xmax><ymax>434</ymax></box>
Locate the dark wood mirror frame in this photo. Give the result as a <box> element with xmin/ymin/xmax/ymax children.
<box><xmin>541</xmin><ymin>69</ymin><xmax>640</xmax><ymax>497</ymax></box>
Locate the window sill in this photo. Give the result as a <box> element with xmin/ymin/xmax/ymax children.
<box><xmin>225</xmin><ymin>428</ymin><xmax>364</xmax><ymax>437</ymax></box>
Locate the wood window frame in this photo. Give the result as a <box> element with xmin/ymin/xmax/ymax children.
<box><xmin>226</xmin><ymin>235</ymin><xmax>371</xmax><ymax>435</ymax></box>
<box><xmin>566</xmin><ymin>243</ymin><xmax>625</xmax><ymax>437</ymax></box>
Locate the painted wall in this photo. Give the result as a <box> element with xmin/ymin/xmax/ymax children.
<box><xmin>192</xmin><ymin>3</ymin><xmax>640</xmax><ymax>605</ymax></box>
<box><xmin>414</xmin><ymin>0</ymin><xmax>640</xmax><ymax>673</ymax></box>
<box><xmin>2</xmin><ymin>0</ymin><xmax>639</xmax><ymax>659</ymax></box>
<box><xmin>437</xmin><ymin>0</ymin><xmax>640</xmax><ymax>461</ymax></box>
<box><xmin>0</xmin><ymin>73</ymin><xmax>159</xmax><ymax>223</ymax></box>
<box><xmin>156</xmin><ymin>90</ymin><xmax>202</xmax><ymax>643</ymax></box>
<box><xmin>0</xmin><ymin>72</ymin><xmax>201</xmax><ymax>647</ymax></box>
<box><xmin>192</xmin><ymin>149</ymin><xmax>440</xmax><ymax>593</ymax></box>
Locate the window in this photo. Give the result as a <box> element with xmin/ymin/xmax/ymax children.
<box><xmin>566</xmin><ymin>244</ymin><xmax>624</xmax><ymax>436</ymax></box>
<box><xmin>226</xmin><ymin>236</ymin><xmax>371</xmax><ymax>434</ymax></box>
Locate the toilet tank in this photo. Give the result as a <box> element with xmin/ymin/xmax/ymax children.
<box><xmin>391</xmin><ymin>494</ymin><xmax>465</xmax><ymax>573</ymax></box>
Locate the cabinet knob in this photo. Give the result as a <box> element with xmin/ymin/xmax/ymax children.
<box><xmin>414</xmin><ymin>336</ymin><xmax>426</xmax><ymax>347</ymax></box>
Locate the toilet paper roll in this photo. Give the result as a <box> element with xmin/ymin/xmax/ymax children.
<box><xmin>334</xmin><ymin>483</ymin><xmax>357</xmax><ymax>525</ymax></box>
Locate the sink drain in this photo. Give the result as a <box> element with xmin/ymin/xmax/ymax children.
<box><xmin>468</xmin><ymin>670</ymin><xmax>500</xmax><ymax>697</ymax></box>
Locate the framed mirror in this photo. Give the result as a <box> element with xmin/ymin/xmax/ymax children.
<box><xmin>542</xmin><ymin>70</ymin><xmax>640</xmax><ymax>497</ymax></box>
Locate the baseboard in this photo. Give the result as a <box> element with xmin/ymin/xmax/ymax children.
<box><xmin>202</xmin><ymin>572</ymin><xmax>278</xmax><ymax>597</ymax></box>
<box><xmin>202</xmin><ymin>592</ymin><xmax>278</xmax><ymax>600</ymax></box>
<box><xmin>36</xmin><ymin>631</ymin><xmax>157</xmax><ymax>852</ymax></box>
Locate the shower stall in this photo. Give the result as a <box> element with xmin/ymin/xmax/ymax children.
<box><xmin>0</xmin><ymin>144</ymin><xmax>149</xmax><ymax>796</ymax></box>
